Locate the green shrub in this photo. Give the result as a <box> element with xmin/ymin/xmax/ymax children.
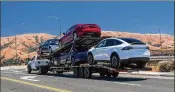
<box><xmin>158</xmin><ymin>61</ymin><xmax>174</xmax><ymax>72</ymax></box>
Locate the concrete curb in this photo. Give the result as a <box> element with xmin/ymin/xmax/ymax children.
<box><xmin>120</xmin><ymin>71</ymin><xmax>174</xmax><ymax>77</ymax></box>
<box><xmin>1</xmin><ymin>65</ymin><xmax>27</xmax><ymax>70</ymax></box>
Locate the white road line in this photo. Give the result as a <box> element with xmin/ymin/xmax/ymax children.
<box><xmin>20</xmin><ymin>76</ymin><xmax>40</xmax><ymax>82</ymax></box>
<box><xmin>113</xmin><ymin>82</ymin><xmax>142</xmax><ymax>86</ymax></box>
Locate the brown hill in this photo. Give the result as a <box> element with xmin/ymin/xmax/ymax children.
<box><xmin>1</xmin><ymin>31</ymin><xmax>174</xmax><ymax>64</ymax></box>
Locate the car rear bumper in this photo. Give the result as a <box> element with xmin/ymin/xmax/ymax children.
<box><xmin>78</xmin><ymin>31</ymin><xmax>101</xmax><ymax>37</ymax></box>
<box><xmin>120</xmin><ymin>57</ymin><xmax>150</xmax><ymax>63</ymax></box>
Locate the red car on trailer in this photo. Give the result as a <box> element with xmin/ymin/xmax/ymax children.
<box><xmin>59</xmin><ymin>24</ymin><xmax>101</xmax><ymax>47</ymax></box>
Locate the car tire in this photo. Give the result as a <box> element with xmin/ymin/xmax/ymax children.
<box><xmin>88</xmin><ymin>54</ymin><xmax>95</xmax><ymax>65</ymax></box>
<box><xmin>136</xmin><ymin>62</ymin><xmax>147</xmax><ymax>68</ymax></box>
<box><xmin>111</xmin><ymin>54</ymin><xmax>120</xmax><ymax>68</ymax></box>
<box><xmin>27</xmin><ymin>65</ymin><xmax>32</xmax><ymax>74</ymax></box>
<box><xmin>73</xmin><ymin>32</ymin><xmax>78</xmax><ymax>41</ymax></box>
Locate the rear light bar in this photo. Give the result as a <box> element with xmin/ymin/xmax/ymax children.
<box><xmin>122</xmin><ymin>46</ymin><xmax>133</xmax><ymax>50</ymax></box>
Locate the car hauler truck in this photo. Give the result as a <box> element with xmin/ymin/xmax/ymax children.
<box><xmin>27</xmin><ymin>36</ymin><xmax>151</xmax><ymax>78</ymax></box>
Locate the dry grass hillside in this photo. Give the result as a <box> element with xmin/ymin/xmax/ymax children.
<box><xmin>1</xmin><ymin>33</ymin><xmax>55</xmax><ymax>64</ymax></box>
<box><xmin>1</xmin><ymin>31</ymin><xmax>174</xmax><ymax>64</ymax></box>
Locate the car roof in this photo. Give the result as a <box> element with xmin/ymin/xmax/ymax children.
<box><xmin>104</xmin><ymin>37</ymin><xmax>138</xmax><ymax>40</ymax></box>
<box><xmin>47</xmin><ymin>38</ymin><xmax>59</xmax><ymax>41</ymax></box>
<box><xmin>75</xmin><ymin>24</ymin><xmax>99</xmax><ymax>26</ymax></box>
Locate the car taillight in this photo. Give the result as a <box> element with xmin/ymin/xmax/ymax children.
<box><xmin>122</xmin><ymin>46</ymin><xmax>133</xmax><ymax>50</ymax></box>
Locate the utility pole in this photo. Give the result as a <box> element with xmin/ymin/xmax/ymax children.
<box><xmin>14</xmin><ymin>29</ymin><xmax>17</xmax><ymax>64</ymax></box>
<box><xmin>158</xmin><ymin>27</ymin><xmax>162</xmax><ymax>53</ymax></box>
<box><xmin>14</xmin><ymin>23</ymin><xmax>24</xmax><ymax>65</ymax></box>
<box><xmin>151</xmin><ymin>26</ymin><xmax>162</xmax><ymax>55</ymax></box>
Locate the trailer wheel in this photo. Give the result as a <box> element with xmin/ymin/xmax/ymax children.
<box><xmin>38</xmin><ymin>66</ymin><xmax>48</xmax><ymax>75</ymax></box>
<box><xmin>106</xmin><ymin>73</ymin><xmax>111</xmax><ymax>78</ymax></box>
<box><xmin>56</xmin><ymin>71</ymin><xmax>63</xmax><ymax>74</ymax></box>
<box><xmin>79</xmin><ymin>67</ymin><xmax>84</xmax><ymax>78</ymax></box>
<box><xmin>27</xmin><ymin>65</ymin><xmax>32</xmax><ymax>74</ymax></box>
<box><xmin>84</xmin><ymin>67</ymin><xmax>92</xmax><ymax>78</ymax></box>
<box><xmin>112</xmin><ymin>72</ymin><xmax>119</xmax><ymax>78</ymax></box>
<box><xmin>73</xmin><ymin>67</ymin><xmax>79</xmax><ymax>77</ymax></box>
<box><xmin>99</xmin><ymin>72</ymin><xmax>105</xmax><ymax>77</ymax></box>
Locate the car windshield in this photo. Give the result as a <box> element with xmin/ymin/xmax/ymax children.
<box><xmin>119</xmin><ymin>38</ymin><xmax>145</xmax><ymax>45</ymax></box>
<box><xmin>50</xmin><ymin>39</ymin><xmax>59</xmax><ymax>45</ymax></box>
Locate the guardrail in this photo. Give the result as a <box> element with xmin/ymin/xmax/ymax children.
<box><xmin>150</xmin><ymin>56</ymin><xmax>174</xmax><ymax>61</ymax></box>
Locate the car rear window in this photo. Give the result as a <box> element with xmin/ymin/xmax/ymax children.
<box><xmin>119</xmin><ymin>38</ymin><xmax>145</xmax><ymax>45</ymax></box>
<box><xmin>50</xmin><ymin>39</ymin><xmax>59</xmax><ymax>45</ymax></box>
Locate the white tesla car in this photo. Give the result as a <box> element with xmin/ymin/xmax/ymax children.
<box><xmin>88</xmin><ymin>38</ymin><xmax>150</xmax><ymax>68</ymax></box>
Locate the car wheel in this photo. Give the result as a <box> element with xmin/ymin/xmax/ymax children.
<box><xmin>88</xmin><ymin>54</ymin><xmax>94</xmax><ymax>65</ymax></box>
<box><xmin>27</xmin><ymin>65</ymin><xmax>32</xmax><ymax>74</ymax></box>
<box><xmin>136</xmin><ymin>62</ymin><xmax>147</xmax><ymax>68</ymax></box>
<box><xmin>73</xmin><ymin>32</ymin><xmax>78</xmax><ymax>40</ymax></box>
<box><xmin>111</xmin><ymin>54</ymin><xmax>119</xmax><ymax>68</ymax></box>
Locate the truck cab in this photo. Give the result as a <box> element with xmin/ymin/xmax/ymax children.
<box><xmin>27</xmin><ymin>55</ymin><xmax>50</xmax><ymax>74</ymax></box>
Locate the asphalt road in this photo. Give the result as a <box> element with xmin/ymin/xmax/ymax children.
<box><xmin>1</xmin><ymin>68</ymin><xmax>174</xmax><ymax>92</ymax></box>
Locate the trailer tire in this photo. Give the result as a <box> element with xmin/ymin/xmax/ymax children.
<box><xmin>56</xmin><ymin>71</ymin><xmax>63</xmax><ymax>74</ymax></box>
<box><xmin>84</xmin><ymin>67</ymin><xmax>92</xmax><ymax>78</ymax></box>
<box><xmin>79</xmin><ymin>67</ymin><xmax>84</xmax><ymax>78</ymax></box>
<box><xmin>38</xmin><ymin>66</ymin><xmax>48</xmax><ymax>75</ymax></box>
<box><xmin>73</xmin><ymin>67</ymin><xmax>79</xmax><ymax>77</ymax></box>
<box><xmin>99</xmin><ymin>72</ymin><xmax>105</xmax><ymax>77</ymax></box>
<box><xmin>112</xmin><ymin>72</ymin><xmax>119</xmax><ymax>78</ymax></box>
<box><xmin>106</xmin><ymin>73</ymin><xmax>111</xmax><ymax>78</ymax></box>
<box><xmin>27</xmin><ymin>65</ymin><xmax>32</xmax><ymax>74</ymax></box>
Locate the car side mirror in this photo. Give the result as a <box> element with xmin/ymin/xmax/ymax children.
<box><xmin>63</xmin><ymin>32</ymin><xmax>65</xmax><ymax>35</ymax></box>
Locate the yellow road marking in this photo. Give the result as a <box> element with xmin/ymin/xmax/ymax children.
<box><xmin>1</xmin><ymin>77</ymin><xmax>71</xmax><ymax>92</ymax></box>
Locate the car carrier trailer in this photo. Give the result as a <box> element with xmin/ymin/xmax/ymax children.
<box><xmin>31</xmin><ymin>36</ymin><xmax>151</xmax><ymax>78</ymax></box>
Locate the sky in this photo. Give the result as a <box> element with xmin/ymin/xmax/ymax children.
<box><xmin>1</xmin><ymin>1</ymin><xmax>174</xmax><ymax>37</ymax></box>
